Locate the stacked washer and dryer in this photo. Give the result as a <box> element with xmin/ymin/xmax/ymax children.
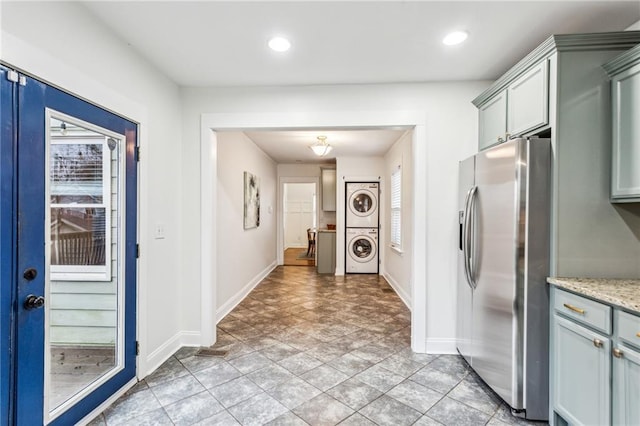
<box><xmin>345</xmin><ymin>182</ymin><xmax>379</xmax><ymax>274</ymax></box>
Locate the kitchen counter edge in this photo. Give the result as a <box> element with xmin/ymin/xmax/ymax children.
<box><xmin>547</xmin><ymin>277</ymin><xmax>640</xmax><ymax>314</ymax></box>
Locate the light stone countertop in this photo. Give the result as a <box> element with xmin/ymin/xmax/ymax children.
<box><xmin>547</xmin><ymin>277</ymin><xmax>640</xmax><ymax>314</ymax></box>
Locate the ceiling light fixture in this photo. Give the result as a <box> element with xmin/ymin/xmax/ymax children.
<box><xmin>268</xmin><ymin>36</ymin><xmax>291</xmax><ymax>52</ymax></box>
<box><xmin>443</xmin><ymin>31</ymin><xmax>468</xmax><ymax>46</ymax></box>
<box><xmin>309</xmin><ymin>135</ymin><xmax>333</xmax><ymax>157</ymax></box>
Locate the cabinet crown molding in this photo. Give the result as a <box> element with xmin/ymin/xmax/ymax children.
<box><xmin>472</xmin><ymin>31</ymin><xmax>640</xmax><ymax>107</ymax></box>
<box><xmin>603</xmin><ymin>43</ymin><xmax>640</xmax><ymax>76</ymax></box>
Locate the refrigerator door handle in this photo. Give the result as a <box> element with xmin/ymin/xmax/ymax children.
<box><xmin>465</xmin><ymin>186</ymin><xmax>478</xmax><ymax>289</ymax></box>
<box><xmin>462</xmin><ymin>186</ymin><xmax>475</xmax><ymax>289</ymax></box>
<box><xmin>462</xmin><ymin>188</ymin><xmax>471</xmax><ymax>287</ymax></box>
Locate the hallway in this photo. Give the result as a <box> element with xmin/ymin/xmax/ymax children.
<box><xmin>90</xmin><ymin>267</ymin><xmax>537</xmax><ymax>425</ymax></box>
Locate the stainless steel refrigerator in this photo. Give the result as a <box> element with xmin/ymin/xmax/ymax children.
<box><xmin>457</xmin><ymin>137</ymin><xmax>551</xmax><ymax>421</ymax></box>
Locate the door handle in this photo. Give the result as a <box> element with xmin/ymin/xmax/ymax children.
<box><xmin>462</xmin><ymin>187</ymin><xmax>474</xmax><ymax>288</ymax></box>
<box><xmin>23</xmin><ymin>268</ymin><xmax>37</xmax><ymax>281</ymax></box>
<box><xmin>465</xmin><ymin>186</ymin><xmax>478</xmax><ymax>289</ymax></box>
<box><xmin>24</xmin><ymin>295</ymin><xmax>45</xmax><ymax>310</ymax></box>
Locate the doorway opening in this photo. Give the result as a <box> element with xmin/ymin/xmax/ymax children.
<box><xmin>283</xmin><ymin>183</ymin><xmax>317</xmax><ymax>266</ymax></box>
<box><xmin>199</xmin><ymin>111</ymin><xmax>427</xmax><ymax>353</ymax></box>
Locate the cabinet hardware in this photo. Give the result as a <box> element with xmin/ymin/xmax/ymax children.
<box><xmin>612</xmin><ymin>348</ymin><xmax>624</xmax><ymax>358</ymax></box>
<box><xmin>636</xmin><ymin>332</ymin><xmax>640</xmax><ymax>338</ymax></box>
<box><xmin>498</xmin><ymin>136</ymin><xmax>504</xmax><ymax>143</ymax></box>
<box><xmin>593</xmin><ymin>339</ymin><xmax>603</xmax><ymax>348</ymax></box>
<box><xmin>563</xmin><ymin>303</ymin><xmax>585</xmax><ymax>315</ymax></box>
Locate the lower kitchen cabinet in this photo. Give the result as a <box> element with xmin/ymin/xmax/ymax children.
<box><xmin>551</xmin><ymin>286</ymin><xmax>640</xmax><ymax>426</ymax></box>
<box><xmin>316</xmin><ymin>230</ymin><xmax>335</xmax><ymax>274</ymax></box>
<box><xmin>552</xmin><ymin>315</ymin><xmax>611</xmax><ymax>426</ymax></box>
<box><xmin>613</xmin><ymin>311</ymin><xmax>640</xmax><ymax>425</ymax></box>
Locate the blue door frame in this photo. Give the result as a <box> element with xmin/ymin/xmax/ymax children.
<box><xmin>0</xmin><ymin>67</ymin><xmax>18</xmax><ymax>426</ymax></box>
<box><xmin>0</xmin><ymin>65</ymin><xmax>138</xmax><ymax>425</ymax></box>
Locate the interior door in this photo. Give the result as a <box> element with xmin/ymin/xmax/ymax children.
<box><xmin>0</xmin><ymin>66</ymin><xmax>138</xmax><ymax>425</ymax></box>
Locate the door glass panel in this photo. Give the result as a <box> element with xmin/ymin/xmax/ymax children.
<box><xmin>352</xmin><ymin>239</ymin><xmax>372</xmax><ymax>258</ymax></box>
<box><xmin>352</xmin><ymin>193</ymin><xmax>372</xmax><ymax>213</ymax></box>
<box><xmin>46</xmin><ymin>114</ymin><xmax>123</xmax><ymax>419</ymax></box>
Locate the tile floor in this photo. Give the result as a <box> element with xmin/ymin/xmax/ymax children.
<box><xmin>90</xmin><ymin>266</ymin><xmax>546</xmax><ymax>426</ymax></box>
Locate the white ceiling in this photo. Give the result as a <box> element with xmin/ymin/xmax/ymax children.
<box><xmin>243</xmin><ymin>129</ymin><xmax>409</xmax><ymax>164</ymax></box>
<box><xmin>80</xmin><ymin>1</ymin><xmax>640</xmax><ymax>162</ymax></box>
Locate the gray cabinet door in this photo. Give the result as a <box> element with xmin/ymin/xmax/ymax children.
<box><xmin>478</xmin><ymin>91</ymin><xmax>507</xmax><ymax>151</ymax></box>
<box><xmin>611</xmin><ymin>62</ymin><xmax>640</xmax><ymax>201</ymax></box>
<box><xmin>553</xmin><ymin>315</ymin><xmax>611</xmax><ymax>426</ymax></box>
<box><xmin>507</xmin><ymin>61</ymin><xmax>549</xmax><ymax>137</ymax></box>
<box><xmin>613</xmin><ymin>344</ymin><xmax>640</xmax><ymax>426</ymax></box>
<box><xmin>316</xmin><ymin>232</ymin><xmax>335</xmax><ymax>274</ymax></box>
<box><xmin>322</xmin><ymin>169</ymin><xmax>336</xmax><ymax>211</ymax></box>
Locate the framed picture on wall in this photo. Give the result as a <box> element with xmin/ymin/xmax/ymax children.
<box><xmin>244</xmin><ymin>171</ymin><xmax>260</xmax><ymax>229</ymax></box>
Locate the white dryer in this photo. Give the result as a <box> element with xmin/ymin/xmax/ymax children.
<box><xmin>346</xmin><ymin>182</ymin><xmax>379</xmax><ymax>228</ymax></box>
<box><xmin>346</xmin><ymin>228</ymin><xmax>378</xmax><ymax>274</ymax></box>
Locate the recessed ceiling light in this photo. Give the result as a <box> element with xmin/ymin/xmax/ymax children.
<box><xmin>443</xmin><ymin>31</ymin><xmax>468</xmax><ymax>46</ymax></box>
<box><xmin>268</xmin><ymin>36</ymin><xmax>291</xmax><ymax>52</ymax></box>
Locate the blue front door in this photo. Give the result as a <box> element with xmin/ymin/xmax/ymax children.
<box><xmin>0</xmin><ymin>66</ymin><xmax>138</xmax><ymax>425</ymax></box>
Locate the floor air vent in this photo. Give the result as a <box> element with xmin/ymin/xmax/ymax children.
<box><xmin>195</xmin><ymin>348</ymin><xmax>228</xmax><ymax>357</ymax></box>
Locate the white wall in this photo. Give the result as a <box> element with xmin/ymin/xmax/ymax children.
<box><xmin>382</xmin><ymin>131</ymin><xmax>413</xmax><ymax>307</ymax></box>
<box><xmin>337</xmin><ymin>156</ymin><xmax>385</xmax><ymax>275</ymax></box>
<box><xmin>216</xmin><ymin>132</ymin><xmax>277</xmax><ymax>319</ymax></box>
<box><xmin>1</xmin><ymin>2</ymin><xmax>183</xmax><ymax>376</ymax></box>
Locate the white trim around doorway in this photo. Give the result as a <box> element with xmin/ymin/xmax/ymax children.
<box><xmin>200</xmin><ymin>111</ymin><xmax>429</xmax><ymax>353</ymax></box>
<box><xmin>278</xmin><ymin>177</ymin><xmax>321</xmax><ymax>265</ymax></box>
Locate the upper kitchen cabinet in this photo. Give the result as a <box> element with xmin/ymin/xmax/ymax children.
<box><xmin>321</xmin><ymin>168</ymin><xmax>336</xmax><ymax>211</ymax></box>
<box><xmin>478</xmin><ymin>91</ymin><xmax>507</xmax><ymax>150</ymax></box>
<box><xmin>473</xmin><ymin>33</ymin><xmax>640</xmax><ymax>151</ymax></box>
<box><xmin>478</xmin><ymin>61</ymin><xmax>549</xmax><ymax>150</ymax></box>
<box><xmin>604</xmin><ymin>44</ymin><xmax>640</xmax><ymax>203</ymax></box>
<box><xmin>477</xmin><ymin>32</ymin><xmax>640</xmax><ymax>279</ymax></box>
<box><xmin>507</xmin><ymin>61</ymin><xmax>549</xmax><ymax>138</ymax></box>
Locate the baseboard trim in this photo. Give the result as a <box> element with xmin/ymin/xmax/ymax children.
<box><xmin>146</xmin><ymin>331</ymin><xmax>181</xmax><ymax>377</ymax></box>
<box><xmin>144</xmin><ymin>330</ymin><xmax>202</xmax><ymax>378</ymax></box>
<box><xmin>179</xmin><ymin>331</ymin><xmax>202</xmax><ymax>347</ymax></box>
<box><xmin>425</xmin><ymin>338</ymin><xmax>458</xmax><ymax>354</ymax></box>
<box><xmin>216</xmin><ymin>261</ymin><xmax>278</xmax><ymax>323</ymax></box>
<box><xmin>381</xmin><ymin>271</ymin><xmax>411</xmax><ymax>311</ymax></box>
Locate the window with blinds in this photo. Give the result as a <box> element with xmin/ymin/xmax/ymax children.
<box><xmin>50</xmin><ymin>134</ymin><xmax>113</xmax><ymax>281</ymax></box>
<box><xmin>391</xmin><ymin>165</ymin><xmax>402</xmax><ymax>247</ymax></box>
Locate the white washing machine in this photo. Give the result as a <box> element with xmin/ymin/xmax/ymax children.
<box><xmin>346</xmin><ymin>228</ymin><xmax>378</xmax><ymax>274</ymax></box>
<box><xmin>346</xmin><ymin>182</ymin><xmax>379</xmax><ymax>228</ymax></box>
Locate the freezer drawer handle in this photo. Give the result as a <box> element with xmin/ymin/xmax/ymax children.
<box><xmin>593</xmin><ymin>339</ymin><xmax>604</xmax><ymax>348</ymax></box>
<box><xmin>563</xmin><ymin>303</ymin><xmax>585</xmax><ymax>315</ymax></box>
